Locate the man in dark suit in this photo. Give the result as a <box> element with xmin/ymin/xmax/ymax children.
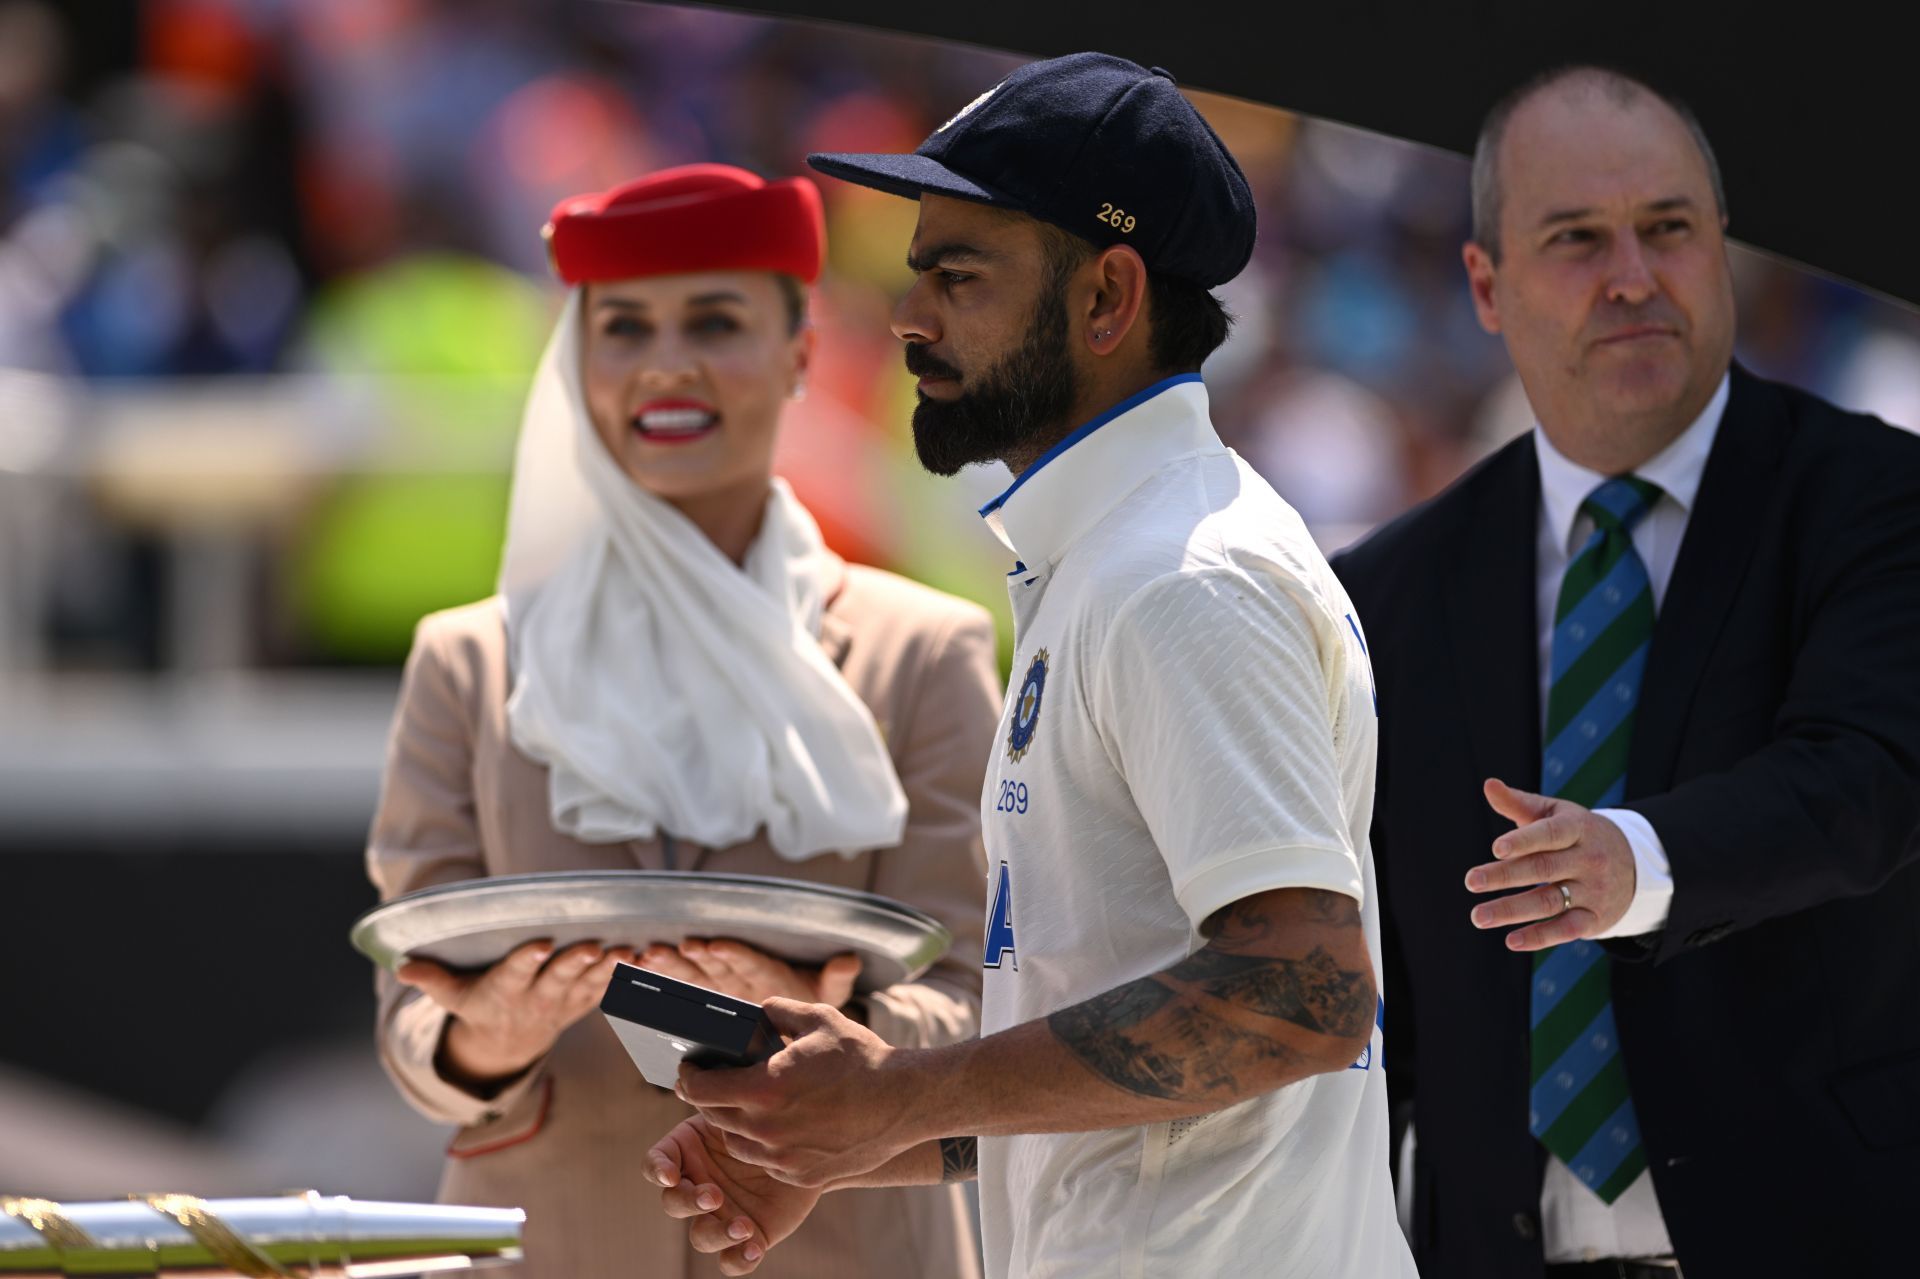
<box><xmin>1332</xmin><ymin>66</ymin><xmax>1920</xmax><ymax>1279</ymax></box>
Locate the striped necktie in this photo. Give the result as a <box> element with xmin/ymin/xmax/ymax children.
<box><xmin>1529</xmin><ymin>474</ymin><xmax>1661</xmax><ymax>1204</ymax></box>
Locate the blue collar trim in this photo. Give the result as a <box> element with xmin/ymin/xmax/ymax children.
<box><xmin>976</xmin><ymin>373</ymin><xmax>1204</xmax><ymax>518</ymax></box>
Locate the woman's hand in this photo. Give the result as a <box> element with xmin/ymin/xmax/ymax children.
<box><xmin>648</xmin><ymin>1113</ymin><xmax>823</xmax><ymax>1275</ymax></box>
<box><xmin>397</xmin><ymin>939</ymin><xmax>637</xmax><ymax>1089</ymax></box>
<box><xmin>636</xmin><ymin>938</ymin><xmax>862</xmax><ymax>1009</ymax></box>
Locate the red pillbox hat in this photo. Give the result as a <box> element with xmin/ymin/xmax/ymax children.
<box><xmin>542</xmin><ymin>164</ymin><xmax>826</xmax><ymax>286</ymax></box>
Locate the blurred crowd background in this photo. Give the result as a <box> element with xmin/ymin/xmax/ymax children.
<box><xmin>4</xmin><ymin>0</ymin><xmax>1917</xmax><ymax>1208</ymax></box>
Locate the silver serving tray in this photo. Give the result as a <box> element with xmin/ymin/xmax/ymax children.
<box><xmin>350</xmin><ymin>870</ymin><xmax>952</xmax><ymax>992</ymax></box>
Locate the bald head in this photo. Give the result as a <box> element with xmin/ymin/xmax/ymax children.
<box><xmin>1471</xmin><ymin>67</ymin><xmax>1726</xmax><ymax>264</ymax></box>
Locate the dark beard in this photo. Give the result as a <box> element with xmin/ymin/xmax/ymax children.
<box><xmin>907</xmin><ymin>285</ymin><xmax>1081</xmax><ymax>477</ymax></box>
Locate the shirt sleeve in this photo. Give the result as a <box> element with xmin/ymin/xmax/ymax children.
<box><xmin>1090</xmin><ymin>565</ymin><xmax>1364</xmax><ymax>933</ymax></box>
<box><xmin>367</xmin><ymin>614</ymin><xmax>545</xmax><ymax>1128</ymax></box>
<box><xmin>1592</xmin><ymin>807</ymin><xmax>1676</xmax><ymax>938</ymax></box>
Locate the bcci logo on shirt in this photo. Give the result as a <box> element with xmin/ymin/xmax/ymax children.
<box><xmin>1007</xmin><ymin>649</ymin><xmax>1048</xmax><ymax>763</ymax></box>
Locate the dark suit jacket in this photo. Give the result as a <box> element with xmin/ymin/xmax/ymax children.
<box><xmin>1331</xmin><ymin>365</ymin><xmax>1920</xmax><ymax>1279</ymax></box>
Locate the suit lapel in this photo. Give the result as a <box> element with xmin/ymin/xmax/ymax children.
<box><xmin>1444</xmin><ymin>436</ymin><xmax>1544</xmax><ymax>805</ymax></box>
<box><xmin>1628</xmin><ymin>366</ymin><xmax>1791</xmax><ymax>795</ymax></box>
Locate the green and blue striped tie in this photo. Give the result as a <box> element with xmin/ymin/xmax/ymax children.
<box><xmin>1529</xmin><ymin>474</ymin><xmax>1661</xmax><ymax>1204</ymax></box>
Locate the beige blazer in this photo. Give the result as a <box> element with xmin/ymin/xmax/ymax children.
<box><xmin>366</xmin><ymin>558</ymin><xmax>999</xmax><ymax>1279</ymax></box>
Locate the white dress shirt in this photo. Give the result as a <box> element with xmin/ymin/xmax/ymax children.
<box><xmin>1530</xmin><ymin>370</ymin><xmax>1730</xmax><ymax>1261</ymax></box>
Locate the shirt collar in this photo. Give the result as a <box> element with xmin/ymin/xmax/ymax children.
<box><xmin>978</xmin><ymin>373</ymin><xmax>1219</xmax><ymax>564</ymax></box>
<box><xmin>1533</xmin><ymin>370</ymin><xmax>1731</xmax><ymax>556</ymax></box>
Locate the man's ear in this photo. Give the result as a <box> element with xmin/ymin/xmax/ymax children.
<box><xmin>1463</xmin><ymin>241</ymin><xmax>1502</xmax><ymax>335</ymax></box>
<box><xmin>1086</xmin><ymin>244</ymin><xmax>1149</xmax><ymax>356</ymax></box>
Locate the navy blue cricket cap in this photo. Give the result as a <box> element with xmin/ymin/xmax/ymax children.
<box><xmin>807</xmin><ymin>52</ymin><xmax>1256</xmax><ymax>288</ymax></box>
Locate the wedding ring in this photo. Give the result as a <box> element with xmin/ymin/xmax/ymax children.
<box><xmin>1558</xmin><ymin>883</ymin><xmax>1574</xmax><ymax>914</ymax></box>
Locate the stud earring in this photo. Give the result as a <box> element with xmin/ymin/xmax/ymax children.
<box><xmin>790</xmin><ymin>381</ymin><xmax>808</xmax><ymax>402</ymax></box>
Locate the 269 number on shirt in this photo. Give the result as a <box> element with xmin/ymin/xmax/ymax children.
<box><xmin>995</xmin><ymin>780</ymin><xmax>1030</xmax><ymax>815</ymax></box>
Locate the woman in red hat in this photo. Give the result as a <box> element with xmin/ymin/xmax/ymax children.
<box><xmin>365</xmin><ymin>165</ymin><xmax>993</xmax><ymax>1278</ymax></box>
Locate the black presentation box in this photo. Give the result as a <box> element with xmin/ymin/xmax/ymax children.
<box><xmin>600</xmin><ymin>961</ymin><xmax>781</xmax><ymax>1090</ymax></box>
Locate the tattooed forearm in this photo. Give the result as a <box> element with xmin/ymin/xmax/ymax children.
<box><xmin>1172</xmin><ymin>946</ymin><xmax>1374</xmax><ymax>1039</ymax></box>
<box><xmin>1061</xmin><ymin>974</ymin><xmax>1178</xmax><ymax>1030</ymax></box>
<box><xmin>1047</xmin><ymin>887</ymin><xmax>1374</xmax><ymax>1106</ymax></box>
<box><xmin>1160</xmin><ymin>1003</ymin><xmax>1302</xmax><ymax>1095</ymax></box>
<box><xmin>1204</xmin><ymin>888</ymin><xmax>1358</xmax><ymax>939</ymax></box>
<box><xmin>1049</xmin><ymin>982</ymin><xmax>1189</xmax><ymax>1098</ymax></box>
<box><xmin>938</xmin><ymin>1135</ymin><xmax>977</xmax><ymax>1183</ymax></box>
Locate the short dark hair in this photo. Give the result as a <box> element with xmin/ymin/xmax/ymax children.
<box><xmin>773</xmin><ymin>274</ymin><xmax>808</xmax><ymax>335</ymax></box>
<box><xmin>1036</xmin><ymin>222</ymin><xmax>1233</xmax><ymax>373</ymax></box>
<box><xmin>1470</xmin><ymin>65</ymin><xmax>1727</xmax><ymax>263</ymax></box>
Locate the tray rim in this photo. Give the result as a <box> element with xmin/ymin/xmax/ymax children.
<box><xmin>354</xmin><ymin>868</ymin><xmax>947</xmax><ymax>927</ymax></box>
<box><xmin>349</xmin><ymin>868</ymin><xmax>953</xmax><ymax>972</ymax></box>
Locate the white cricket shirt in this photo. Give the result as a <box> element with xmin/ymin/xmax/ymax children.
<box><xmin>973</xmin><ymin>375</ymin><xmax>1416</xmax><ymax>1279</ymax></box>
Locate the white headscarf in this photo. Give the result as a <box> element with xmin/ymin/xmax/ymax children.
<box><xmin>497</xmin><ymin>290</ymin><xmax>907</xmax><ymax>861</ymax></box>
